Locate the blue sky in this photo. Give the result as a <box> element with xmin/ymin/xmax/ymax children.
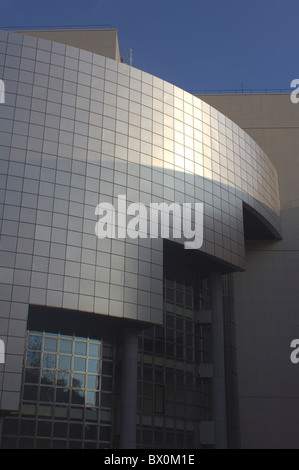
<box><xmin>0</xmin><ymin>0</ymin><xmax>298</xmax><ymax>92</ymax></box>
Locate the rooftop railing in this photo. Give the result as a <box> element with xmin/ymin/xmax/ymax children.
<box><xmin>0</xmin><ymin>24</ymin><xmax>114</xmax><ymax>30</ymax></box>
<box><xmin>191</xmin><ymin>88</ymin><xmax>290</xmax><ymax>95</ymax></box>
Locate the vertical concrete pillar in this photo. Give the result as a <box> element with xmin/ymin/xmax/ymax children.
<box><xmin>209</xmin><ymin>272</ymin><xmax>228</xmax><ymax>449</ymax></box>
<box><xmin>0</xmin><ymin>415</ymin><xmax>4</xmax><ymax>448</ymax></box>
<box><xmin>119</xmin><ymin>327</ymin><xmax>139</xmax><ymax>449</ymax></box>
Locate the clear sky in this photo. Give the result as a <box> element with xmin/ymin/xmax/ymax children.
<box><xmin>0</xmin><ymin>0</ymin><xmax>298</xmax><ymax>92</ymax></box>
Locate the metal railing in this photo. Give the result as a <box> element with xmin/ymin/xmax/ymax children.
<box><xmin>190</xmin><ymin>88</ymin><xmax>290</xmax><ymax>95</ymax></box>
<box><xmin>0</xmin><ymin>24</ymin><xmax>114</xmax><ymax>30</ymax></box>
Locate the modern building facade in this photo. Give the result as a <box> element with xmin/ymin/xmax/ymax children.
<box><xmin>0</xmin><ymin>28</ymin><xmax>291</xmax><ymax>449</ymax></box>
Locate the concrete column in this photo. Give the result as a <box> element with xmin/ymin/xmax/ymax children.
<box><xmin>209</xmin><ymin>272</ymin><xmax>228</xmax><ymax>449</ymax></box>
<box><xmin>0</xmin><ymin>415</ymin><xmax>4</xmax><ymax>448</ymax></box>
<box><xmin>119</xmin><ymin>327</ymin><xmax>139</xmax><ymax>449</ymax></box>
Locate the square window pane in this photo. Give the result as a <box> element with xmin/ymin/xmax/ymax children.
<box><xmin>44</xmin><ymin>337</ymin><xmax>57</xmax><ymax>353</ymax></box>
<box><xmin>58</xmin><ymin>355</ymin><xmax>72</xmax><ymax>371</ymax></box>
<box><xmin>101</xmin><ymin>377</ymin><xmax>112</xmax><ymax>392</ymax></box>
<box><xmin>102</xmin><ymin>361</ymin><xmax>113</xmax><ymax>376</ymax></box>
<box><xmin>54</xmin><ymin>405</ymin><xmax>68</xmax><ymax>419</ymax></box>
<box><xmin>86</xmin><ymin>408</ymin><xmax>98</xmax><ymax>421</ymax></box>
<box><xmin>73</xmin><ymin>357</ymin><xmax>86</xmax><ymax>372</ymax></box>
<box><xmin>20</xmin><ymin>420</ymin><xmax>35</xmax><ymax>436</ymax></box>
<box><xmin>69</xmin><ymin>407</ymin><xmax>83</xmax><ymax>421</ymax></box>
<box><xmin>56</xmin><ymin>388</ymin><xmax>70</xmax><ymax>404</ymax></box>
<box><xmin>25</xmin><ymin>368</ymin><xmax>40</xmax><ymax>384</ymax></box>
<box><xmin>53</xmin><ymin>422</ymin><xmax>68</xmax><ymax>438</ymax></box>
<box><xmin>72</xmin><ymin>373</ymin><xmax>85</xmax><ymax>389</ymax></box>
<box><xmin>41</xmin><ymin>370</ymin><xmax>55</xmax><ymax>385</ymax></box>
<box><xmin>85</xmin><ymin>424</ymin><xmax>97</xmax><ymax>440</ymax></box>
<box><xmin>59</xmin><ymin>339</ymin><xmax>72</xmax><ymax>354</ymax></box>
<box><xmin>28</xmin><ymin>335</ymin><xmax>42</xmax><ymax>351</ymax></box>
<box><xmin>26</xmin><ymin>352</ymin><xmax>41</xmax><ymax>368</ymax></box>
<box><xmin>74</xmin><ymin>341</ymin><xmax>87</xmax><ymax>356</ymax></box>
<box><xmin>88</xmin><ymin>359</ymin><xmax>100</xmax><ymax>374</ymax></box>
<box><xmin>37</xmin><ymin>421</ymin><xmax>51</xmax><ymax>436</ymax></box>
<box><xmin>101</xmin><ymin>393</ymin><xmax>112</xmax><ymax>408</ymax></box>
<box><xmin>57</xmin><ymin>371</ymin><xmax>70</xmax><ymax>387</ymax></box>
<box><xmin>42</xmin><ymin>354</ymin><xmax>57</xmax><ymax>369</ymax></box>
<box><xmin>23</xmin><ymin>385</ymin><xmax>38</xmax><ymax>401</ymax></box>
<box><xmin>89</xmin><ymin>343</ymin><xmax>101</xmax><ymax>358</ymax></box>
<box><xmin>40</xmin><ymin>387</ymin><xmax>54</xmax><ymax>402</ymax></box>
<box><xmin>87</xmin><ymin>375</ymin><xmax>99</xmax><ymax>390</ymax></box>
<box><xmin>100</xmin><ymin>426</ymin><xmax>111</xmax><ymax>441</ymax></box>
<box><xmin>71</xmin><ymin>389</ymin><xmax>85</xmax><ymax>404</ymax></box>
<box><xmin>69</xmin><ymin>423</ymin><xmax>83</xmax><ymax>439</ymax></box>
<box><xmin>86</xmin><ymin>391</ymin><xmax>98</xmax><ymax>407</ymax></box>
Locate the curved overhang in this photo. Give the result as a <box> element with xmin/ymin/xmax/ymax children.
<box><xmin>243</xmin><ymin>202</ymin><xmax>282</xmax><ymax>241</ymax></box>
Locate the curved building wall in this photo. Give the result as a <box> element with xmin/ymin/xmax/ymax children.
<box><xmin>0</xmin><ymin>30</ymin><xmax>281</xmax><ymax>412</ymax></box>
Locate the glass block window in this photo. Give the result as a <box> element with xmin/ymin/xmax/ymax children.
<box><xmin>137</xmin><ymin>269</ymin><xmax>212</xmax><ymax>449</ymax></box>
<box><xmin>2</xmin><ymin>329</ymin><xmax>116</xmax><ymax>449</ymax></box>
